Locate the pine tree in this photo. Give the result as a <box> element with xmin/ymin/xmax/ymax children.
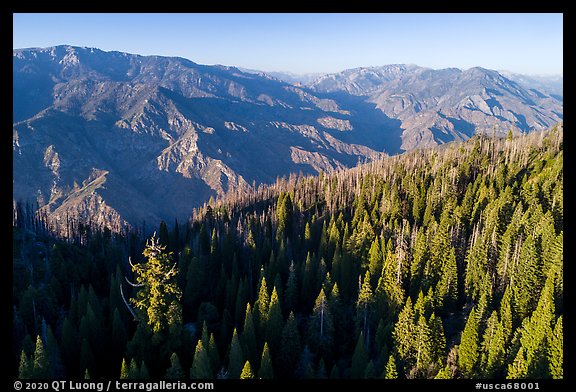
<box><xmin>368</xmin><ymin>238</ymin><xmax>383</xmax><ymax>286</ymax></box>
<box><xmin>33</xmin><ymin>335</ymin><xmax>51</xmax><ymax>378</ymax></box>
<box><xmin>207</xmin><ymin>334</ymin><xmax>220</xmax><ymax>377</ymax></box>
<box><xmin>479</xmin><ymin>311</ymin><xmax>505</xmax><ymax>378</ymax></box>
<box><xmin>285</xmin><ymin>261</ymin><xmax>298</xmax><ymax>313</ymax></box>
<box><xmin>512</xmin><ymin>235</ymin><xmax>541</xmax><ymax>321</ymax></box>
<box><xmin>384</xmin><ymin>354</ymin><xmax>398</xmax><ymax>379</ymax></box>
<box><xmin>507</xmin><ymin>347</ymin><xmax>528</xmax><ymax>379</ymax></box>
<box><xmin>429</xmin><ymin>313</ymin><xmax>447</xmax><ymax>365</ymax></box>
<box><xmin>393</xmin><ymin>297</ymin><xmax>416</xmax><ymax>370</ymax></box>
<box><xmin>351</xmin><ymin>332</ymin><xmax>368</xmax><ymax>379</ymax></box>
<box><xmin>128</xmin><ymin>358</ymin><xmax>139</xmax><ymax>379</ymax></box>
<box><xmin>240</xmin><ymin>361</ymin><xmax>254</xmax><ymax>379</ymax></box>
<box><xmin>364</xmin><ymin>360</ymin><xmax>376</xmax><ymax>379</ymax></box>
<box><xmin>516</xmin><ymin>275</ymin><xmax>556</xmax><ymax>377</ymax></box>
<box><xmin>279</xmin><ymin>312</ymin><xmax>301</xmax><ymax>378</ymax></box>
<box><xmin>130</xmin><ymin>234</ymin><xmax>182</xmax><ymax>334</ymax></box>
<box><xmin>458</xmin><ymin>307</ymin><xmax>479</xmax><ymax>377</ymax></box>
<box><xmin>356</xmin><ymin>271</ymin><xmax>373</xmax><ymax>338</ymax></box>
<box><xmin>434</xmin><ymin>365</ymin><xmax>451</xmax><ymax>379</ymax></box>
<box><xmin>317</xmin><ymin>358</ymin><xmax>327</xmax><ymax>378</ymax></box>
<box><xmin>120</xmin><ymin>358</ymin><xmax>129</xmax><ymax>379</ymax></box>
<box><xmin>184</xmin><ymin>256</ymin><xmax>205</xmax><ymax>321</ymax></box>
<box><xmin>276</xmin><ymin>192</ymin><xmax>293</xmax><ymax>240</ymax></box>
<box><xmin>255</xmin><ymin>276</ymin><xmax>270</xmax><ymax>331</ymax></box>
<box><xmin>307</xmin><ymin>288</ymin><xmax>334</xmax><ymax>358</ymax></box>
<box><xmin>165</xmin><ymin>352</ymin><xmax>184</xmax><ymax>379</ymax></box>
<box><xmin>45</xmin><ymin>325</ymin><xmax>64</xmax><ymax>378</ymax></box>
<box><xmin>258</xmin><ymin>342</ymin><xmax>274</xmax><ymax>379</ymax></box>
<box><xmin>414</xmin><ymin>315</ymin><xmax>433</xmax><ymax>375</ymax></box>
<box><xmin>191</xmin><ymin>339</ymin><xmax>212</xmax><ymax>379</ymax></box>
<box><xmin>266</xmin><ymin>287</ymin><xmax>284</xmax><ymax>356</ymax></box>
<box><xmin>140</xmin><ymin>362</ymin><xmax>149</xmax><ymax>379</ymax></box>
<box><xmin>18</xmin><ymin>351</ymin><xmax>32</xmax><ymax>379</ymax></box>
<box><xmin>500</xmin><ymin>286</ymin><xmax>513</xmax><ymax>344</ymax></box>
<box><xmin>112</xmin><ymin>308</ymin><xmax>128</xmax><ymax>359</ymax></box>
<box><xmin>547</xmin><ymin>316</ymin><xmax>562</xmax><ymax>379</ymax></box>
<box><xmin>241</xmin><ymin>304</ymin><xmax>258</xmax><ymax>372</ymax></box>
<box><xmin>227</xmin><ymin>329</ymin><xmax>244</xmax><ymax>379</ymax></box>
<box><xmin>436</xmin><ymin>247</ymin><xmax>458</xmax><ymax>310</ymax></box>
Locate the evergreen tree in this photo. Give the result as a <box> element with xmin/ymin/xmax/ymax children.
<box><xmin>479</xmin><ymin>311</ymin><xmax>506</xmax><ymax>377</ymax></box>
<box><xmin>240</xmin><ymin>361</ymin><xmax>254</xmax><ymax>379</ymax></box>
<box><xmin>507</xmin><ymin>347</ymin><xmax>528</xmax><ymax>379</ymax></box>
<box><xmin>184</xmin><ymin>256</ymin><xmax>205</xmax><ymax>321</ymax></box>
<box><xmin>384</xmin><ymin>354</ymin><xmax>398</xmax><ymax>379</ymax></box>
<box><xmin>227</xmin><ymin>329</ymin><xmax>244</xmax><ymax>379</ymax></box>
<box><xmin>368</xmin><ymin>238</ymin><xmax>383</xmax><ymax>286</ymax></box>
<box><xmin>190</xmin><ymin>340</ymin><xmax>212</xmax><ymax>379</ymax></box>
<box><xmin>258</xmin><ymin>342</ymin><xmax>274</xmax><ymax>379</ymax></box>
<box><xmin>393</xmin><ymin>297</ymin><xmax>416</xmax><ymax>370</ymax></box>
<box><xmin>351</xmin><ymin>332</ymin><xmax>368</xmax><ymax>379</ymax></box>
<box><xmin>128</xmin><ymin>358</ymin><xmax>139</xmax><ymax>379</ymax></box>
<box><xmin>356</xmin><ymin>271</ymin><xmax>373</xmax><ymax>338</ymax></box>
<box><xmin>364</xmin><ymin>360</ymin><xmax>376</xmax><ymax>379</ymax></box>
<box><xmin>279</xmin><ymin>312</ymin><xmax>301</xmax><ymax>378</ymax></box>
<box><xmin>207</xmin><ymin>334</ymin><xmax>220</xmax><ymax>377</ymax></box>
<box><xmin>32</xmin><ymin>335</ymin><xmax>51</xmax><ymax>378</ymax></box>
<box><xmin>414</xmin><ymin>315</ymin><xmax>433</xmax><ymax>375</ymax></box>
<box><xmin>458</xmin><ymin>307</ymin><xmax>479</xmax><ymax>377</ymax></box>
<box><xmin>140</xmin><ymin>362</ymin><xmax>149</xmax><ymax>379</ymax></box>
<box><xmin>266</xmin><ymin>287</ymin><xmax>284</xmax><ymax>356</ymax></box>
<box><xmin>165</xmin><ymin>352</ymin><xmax>184</xmax><ymax>379</ymax></box>
<box><xmin>120</xmin><ymin>358</ymin><xmax>129</xmax><ymax>379</ymax></box>
<box><xmin>285</xmin><ymin>261</ymin><xmax>298</xmax><ymax>313</ymax></box>
<box><xmin>277</xmin><ymin>192</ymin><xmax>293</xmax><ymax>240</ymax></box>
<box><xmin>436</xmin><ymin>247</ymin><xmax>458</xmax><ymax>310</ymax></box>
<box><xmin>130</xmin><ymin>234</ymin><xmax>182</xmax><ymax>334</ymax></box>
<box><xmin>241</xmin><ymin>304</ymin><xmax>258</xmax><ymax>371</ymax></box>
<box><xmin>547</xmin><ymin>316</ymin><xmax>562</xmax><ymax>379</ymax></box>
<box><xmin>255</xmin><ymin>276</ymin><xmax>270</xmax><ymax>331</ymax></box>
<box><xmin>307</xmin><ymin>288</ymin><xmax>334</xmax><ymax>358</ymax></box>
<box><xmin>516</xmin><ymin>275</ymin><xmax>556</xmax><ymax>377</ymax></box>
<box><xmin>429</xmin><ymin>313</ymin><xmax>447</xmax><ymax>365</ymax></box>
<box><xmin>18</xmin><ymin>351</ymin><xmax>32</xmax><ymax>379</ymax></box>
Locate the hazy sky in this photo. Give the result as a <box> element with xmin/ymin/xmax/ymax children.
<box><xmin>13</xmin><ymin>13</ymin><xmax>563</xmax><ymax>76</ymax></box>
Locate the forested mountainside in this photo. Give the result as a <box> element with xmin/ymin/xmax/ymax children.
<box><xmin>13</xmin><ymin>46</ymin><xmax>562</xmax><ymax>231</ymax></box>
<box><xmin>13</xmin><ymin>123</ymin><xmax>563</xmax><ymax>379</ymax></box>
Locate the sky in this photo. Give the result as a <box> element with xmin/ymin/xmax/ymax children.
<box><xmin>13</xmin><ymin>13</ymin><xmax>563</xmax><ymax>76</ymax></box>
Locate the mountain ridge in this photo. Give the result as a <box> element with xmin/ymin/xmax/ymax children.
<box><xmin>13</xmin><ymin>45</ymin><xmax>563</xmax><ymax>232</ymax></box>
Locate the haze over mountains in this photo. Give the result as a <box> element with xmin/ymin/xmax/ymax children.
<box><xmin>13</xmin><ymin>45</ymin><xmax>563</xmax><ymax>231</ymax></box>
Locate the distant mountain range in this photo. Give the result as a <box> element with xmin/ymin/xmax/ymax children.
<box><xmin>13</xmin><ymin>46</ymin><xmax>563</xmax><ymax>231</ymax></box>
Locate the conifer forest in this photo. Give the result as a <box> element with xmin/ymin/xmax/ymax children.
<box><xmin>13</xmin><ymin>124</ymin><xmax>563</xmax><ymax>380</ymax></box>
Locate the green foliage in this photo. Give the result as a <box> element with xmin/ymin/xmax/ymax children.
<box><xmin>258</xmin><ymin>342</ymin><xmax>274</xmax><ymax>379</ymax></box>
<box><xmin>165</xmin><ymin>352</ymin><xmax>184</xmax><ymax>379</ymax></box>
<box><xmin>240</xmin><ymin>361</ymin><xmax>254</xmax><ymax>379</ymax></box>
<box><xmin>190</xmin><ymin>340</ymin><xmax>212</xmax><ymax>379</ymax></box>
<box><xmin>120</xmin><ymin>358</ymin><xmax>129</xmax><ymax>379</ymax></box>
<box><xmin>384</xmin><ymin>354</ymin><xmax>398</xmax><ymax>379</ymax></box>
<box><xmin>227</xmin><ymin>329</ymin><xmax>244</xmax><ymax>379</ymax></box>
<box><xmin>18</xmin><ymin>351</ymin><xmax>32</xmax><ymax>379</ymax></box>
<box><xmin>266</xmin><ymin>287</ymin><xmax>284</xmax><ymax>356</ymax></box>
<box><xmin>12</xmin><ymin>125</ymin><xmax>562</xmax><ymax>379</ymax></box>
<box><xmin>33</xmin><ymin>335</ymin><xmax>51</xmax><ymax>378</ymax></box>
<box><xmin>279</xmin><ymin>312</ymin><xmax>301</xmax><ymax>378</ymax></box>
<box><xmin>130</xmin><ymin>234</ymin><xmax>182</xmax><ymax>334</ymax></box>
<box><xmin>458</xmin><ymin>307</ymin><xmax>479</xmax><ymax>377</ymax></box>
<box><xmin>547</xmin><ymin>316</ymin><xmax>562</xmax><ymax>379</ymax></box>
<box><xmin>351</xmin><ymin>332</ymin><xmax>368</xmax><ymax>379</ymax></box>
